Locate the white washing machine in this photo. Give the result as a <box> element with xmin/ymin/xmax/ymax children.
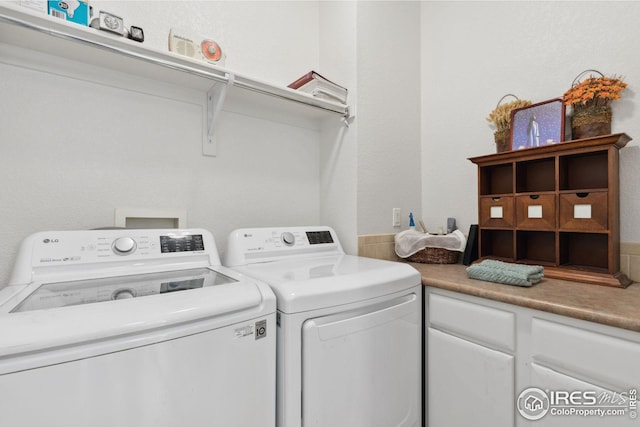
<box><xmin>224</xmin><ymin>226</ymin><xmax>422</xmax><ymax>427</ymax></box>
<box><xmin>0</xmin><ymin>228</ymin><xmax>276</xmax><ymax>427</ymax></box>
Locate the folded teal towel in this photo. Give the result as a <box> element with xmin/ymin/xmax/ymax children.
<box><xmin>466</xmin><ymin>259</ymin><xmax>544</xmax><ymax>287</ymax></box>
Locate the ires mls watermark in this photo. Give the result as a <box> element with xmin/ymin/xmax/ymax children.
<box><xmin>517</xmin><ymin>387</ymin><xmax>637</xmax><ymax>421</ymax></box>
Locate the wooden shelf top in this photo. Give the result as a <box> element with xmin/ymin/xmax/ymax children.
<box><xmin>469</xmin><ymin>133</ymin><xmax>631</xmax><ymax>165</ymax></box>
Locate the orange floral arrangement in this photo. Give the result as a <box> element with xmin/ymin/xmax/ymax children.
<box><xmin>563</xmin><ymin>73</ymin><xmax>627</xmax><ymax>113</ymax></box>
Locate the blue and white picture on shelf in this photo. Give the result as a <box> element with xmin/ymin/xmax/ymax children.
<box><xmin>510</xmin><ymin>98</ymin><xmax>565</xmax><ymax>150</ymax></box>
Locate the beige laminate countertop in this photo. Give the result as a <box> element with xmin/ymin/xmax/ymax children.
<box><xmin>411</xmin><ymin>263</ymin><xmax>640</xmax><ymax>333</ymax></box>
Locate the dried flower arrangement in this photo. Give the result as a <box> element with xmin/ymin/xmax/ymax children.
<box><xmin>486</xmin><ymin>95</ymin><xmax>531</xmax><ymax>152</ymax></box>
<box><xmin>486</xmin><ymin>97</ymin><xmax>532</xmax><ymax>132</ymax></box>
<box><xmin>563</xmin><ymin>71</ymin><xmax>627</xmax><ymax>113</ymax></box>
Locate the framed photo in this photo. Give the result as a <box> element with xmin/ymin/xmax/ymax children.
<box><xmin>510</xmin><ymin>98</ymin><xmax>565</xmax><ymax>150</ymax></box>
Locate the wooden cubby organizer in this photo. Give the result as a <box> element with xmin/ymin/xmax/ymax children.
<box><xmin>469</xmin><ymin>133</ymin><xmax>632</xmax><ymax>288</ymax></box>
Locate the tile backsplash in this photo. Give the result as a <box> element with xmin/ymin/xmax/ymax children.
<box><xmin>357</xmin><ymin>234</ymin><xmax>402</xmax><ymax>262</ymax></box>
<box><xmin>621</xmin><ymin>243</ymin><xmax>640</xmax><ymax>284</ymax></box>
<box><xmin>358</xmin><ymin>234</ymin><xmax>640</xmax><ymax>284</ymax></box>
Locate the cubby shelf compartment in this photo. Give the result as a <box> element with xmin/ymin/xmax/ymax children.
<box><xmin>480</xmin><ymin>229</ymin><xmax>514</xmax><ymax>261</ymax></box>
<box><xmin>560</xmin><ymin>151</ymin><xmax>609</xmax><ymax>191</ymax></box>
<box><xmin>516</xmin><ymin>158</ymin><xmax>555</xmax><ymax>193</ymax></box>
<box><xmin>470</xmin><ymin>133</ymin><xmax>631</xmax><ymax>288</ymax></box>
<box><xmin>516</xmin><ymin>231</ymin><xmax>556</xmax><ymax>265</ymax></box>
<box><xmin>479</xmin><ymin>163</ymin><xmax>513</xmax><ymax>195</ymax></box>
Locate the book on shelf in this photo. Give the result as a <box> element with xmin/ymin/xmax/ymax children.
<box><xmin>288</xmin><ymin>70</ymin><xmax>347</xmax><ymax>104</ymax></box>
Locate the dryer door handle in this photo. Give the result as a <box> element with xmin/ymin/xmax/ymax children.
<box><xmin>303</xmin><ymin>294</ymin><xmax>417</xmax><ymax>341</ymax></box>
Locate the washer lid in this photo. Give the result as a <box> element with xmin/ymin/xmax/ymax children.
<box><xmin>0</xmin><ymin>266</ymin><xmax>276</xmax><ymax>367</ymax></box>
<box><xmin>234</xmin><ymin>254</ymin><xmax>420</xmax><ymax>313</ymax></box>
<box><xmin>10</xmin><ymin>267</ymin><xmax>237</xmax><ymax>313</ymax></box>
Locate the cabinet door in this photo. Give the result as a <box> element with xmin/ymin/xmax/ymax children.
<box><xmin>428</xmin><ymin>328</ymin><xmax>514</xmax><ymax>427</ymax></box>
<box><xmin>528</xmin><ymin>363</ymin><xmax>637</xmax><ymax>426</ymax></box>
<box><xmin>532</xmin><ymin>318</ymin><xmax>640</xmax><ymax>390</ymax></box>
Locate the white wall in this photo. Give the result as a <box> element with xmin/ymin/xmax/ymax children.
<box><xmin>0</xmin><ymin>1</ymin><xmax>329</xmax><ymax>285</ymax></box>
<box><xmin>89</xmin><ymin>0</ymin><xmax>320</xmax><ymax>87</ymax></box>
<box><xmin>319</xmin><ymin>1</ymin><xmax>358</xmax><ymax>252</ymax></box>
<box><xmin>421</xmin><ymin>1</ymin><xmax>640</xmax><ymax>241</ymax></box>
<box><xmin>356</xmin><ymin>1</ymin><xmax>422</xmax><ymax>235</ymax></box>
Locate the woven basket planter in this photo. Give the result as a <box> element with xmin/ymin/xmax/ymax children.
<box><xmin>494</xmin><ymin>128</ymin><xmax>511</xmax><ymax>153</ymax></box>
<box><xmin>571</xmin><ymin>105</ymin><xmax>612</xmax><ymax>140</ymax></box>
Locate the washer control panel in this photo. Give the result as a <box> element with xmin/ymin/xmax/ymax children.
<box><xmin>31</xmin><ymin>230</ymin><xmax>207</xmax><ymax>262</ymax></box>
<box><xmin>9</xmin><ymin>229</ymin><xmax>217</xmax><ymax>285</ymax></box>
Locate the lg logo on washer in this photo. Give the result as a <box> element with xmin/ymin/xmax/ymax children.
<box><xmin>42</xmin><ymin>238</ymin><xmax>60</xmax><ymax>244</ymax></box>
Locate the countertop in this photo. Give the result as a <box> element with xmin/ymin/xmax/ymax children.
<box><xmin>411</xmin><ymin>263</ymin><xmax>640</xmax><ymax>333</ymax></box>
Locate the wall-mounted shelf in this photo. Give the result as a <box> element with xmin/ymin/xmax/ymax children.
<box><xmin>0</xmin><ymin>3</ymin><xmax>350</xmax><ymax>155</ymax></box>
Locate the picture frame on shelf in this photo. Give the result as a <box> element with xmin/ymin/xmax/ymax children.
<box><xmin>510</xmin><ymin>98</ymin><xmax>565</xmax><ymax>150</ymax></box>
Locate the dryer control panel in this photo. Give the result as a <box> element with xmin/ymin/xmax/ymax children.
<box><xmin>224</xmin><ymin>226</ymin><xmax>344</xmax><ymax>266</ymax></box>
<box><xmin>9</xmin><ymin>229</ymin><xmax>220</xmax><ymax>285</ymax></box>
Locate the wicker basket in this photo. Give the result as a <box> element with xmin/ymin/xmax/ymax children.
<box><xmin>406</xmin><ymin>247</ymin><xmax>459</xmax><ymax>264</ymax></box>
<box><xmin>571</xmin><ymin>105</ymin><xmax>612</xmax><ymax>139</ymax></box>
<box><xmin>494</xmin><ymin>128</ymin><xmax>511</xmax><ymax>153</ymax></box>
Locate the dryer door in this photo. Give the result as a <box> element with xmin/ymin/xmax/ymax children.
<box><xmin>301</xmin><ymin>292</ymin><xmax>420</xmax><ymax>427</ymax></box>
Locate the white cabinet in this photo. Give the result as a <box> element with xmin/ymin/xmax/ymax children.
<box><xmin>425</xmin><ymin>287</ymin><xmax>640</xmax><ymax>427</ymax></box>
<box><xmin>530</xmin><ymin>364</ymin><xmax>637</xmax><ymax>427</ymax></box>
<box><xmin>426</xmin><ymin>293</ymin><xmax>516</xmax><ymax>427</ymax></box>
<box><xmin>531</xmin><ymin>318</ymin><xmax>640</xmax><ymax>391</ymax></box>
<box><xmin>428</xmin><ymin>328</ymin><xmax>514</xmax><ymax>427</ymax></box>
<box><xmin>528</xmin><ymin>318</ymin><xmax>640</xmax><ymax>426</ymax></box>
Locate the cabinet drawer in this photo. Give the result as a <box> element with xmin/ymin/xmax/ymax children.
<box><xmin>479</xmin><ymin>196</ymin><xmax>514</xmax><ymax>228</ymax></box>
<box><xmin>559</xmin><ymin>191</ymin><xmax>607</xmax><ymax>231</ymax></box>
<box><xmin>429</xmin><ymin>293</ymin><xmax>515</xmax><ymax>352</ymax></box>
<box><xmin>516</xmin><ymin>194</ymin><xmax>556</xmax><ymax>230</ymax></box>
<box><xmin>532</xmin><ymin>318</ymin><xmax>640</xmax><ymax>389</ymax></box>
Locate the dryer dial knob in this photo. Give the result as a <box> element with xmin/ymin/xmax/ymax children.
<box><xmin>281</xmin><ymin>232</ymin><xmax>295</xmax><ymax>246</ymax></box>
<box><xmin>112</xmin><ymin>237</ymin><xmax>137</xmax><ymax>255</ymax></box>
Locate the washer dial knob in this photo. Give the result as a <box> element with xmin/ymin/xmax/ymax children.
<box><xmin>281</xmin><ymin>232</ymin><xmax>295</xmax><ymax>246</ymax></box>
<box><xmin>112</xmin><ymin>289</ymin><xmax>135</xmax><ymax>300</ymax></box>
<box><xmin>112</xmin><ymin>237</ymin><xmax>137</xmax><ymax>255</ymax></box>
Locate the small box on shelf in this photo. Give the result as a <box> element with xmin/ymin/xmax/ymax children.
<box><xmin>20</xmin><ymin>0</ymin><xmax>46</xmax><ymax>14</ymax></box>
<box><xmin>48</xmin><ymin>0</ymin><xmax>89</xmax><ymax>26</ymax></box>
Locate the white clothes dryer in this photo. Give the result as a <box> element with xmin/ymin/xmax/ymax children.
<box><xmin>0</xmin><ymin>228</ymin><xmax>276</xmax><ymax>427</ymax></box>
<box><xmin>224</xmin><ymin>226</ymin><xmax>422</xmax><ymax>427</ymax></box>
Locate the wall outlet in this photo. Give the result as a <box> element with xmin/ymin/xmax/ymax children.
<box><xmin>392</xmin><ymin>208</ymin><xmax>401</xmax><ymax>227</ymax></box>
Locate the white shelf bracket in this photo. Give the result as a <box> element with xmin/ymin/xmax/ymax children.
<box><xmin>203</xmin><ymin>72</ymin><xmax>235</xmax><ymax>157</ymax></box>
<box><xmin>342</xmin><ymin>106</ymin><xmax>355</xmax><ymax>128</ymax></box>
